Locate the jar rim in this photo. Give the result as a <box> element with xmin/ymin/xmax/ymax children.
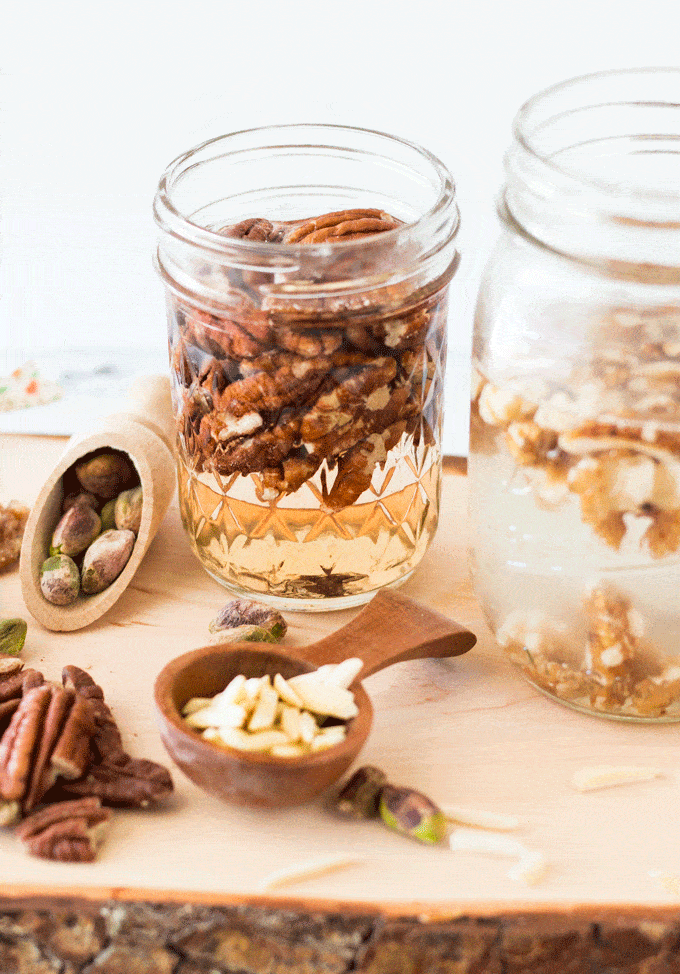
<box><xmin>510</xmin><ymin>66</ymin><xmax>680</xmax><ymax>210</ymax></box>
<box><xmin>153</xmin><ymin>122</ymin><xmax>459</xmax><ymax>260</ymax></box>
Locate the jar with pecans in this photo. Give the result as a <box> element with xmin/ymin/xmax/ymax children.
<box><xmin>154</xmin><ymin>125</ymin><xmax>460</xmax><ymax>609</ymax></box>
<box><xmin>469</xmin><ymin>69</ymin><xmax>680</xmax><ymax>720</ymax></box>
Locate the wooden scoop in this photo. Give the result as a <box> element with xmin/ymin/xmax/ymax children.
<box><xmin>154</xmin><ymin>589</ymin><xmax>476</xmax><ymax>808</ymax></box>
<box><xmin>20</xmin><ymin>375</ymin><xmax>176</xmax><ymax>632</ymax></box>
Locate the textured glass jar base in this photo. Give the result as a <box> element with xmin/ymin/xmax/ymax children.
<box><xmin>201</xmin><ymin>566</ymin><xmax>415</xmax><ymax>612</ymax></box>
<box><xmin>177</xmin><ymin>441</ymin><xmax>441</xmax><ymax>611</ymax></box>
<box><xmin>521</xmin><ymin>674</ymin><xmax>680</xmax><ymax>723</ymax></box>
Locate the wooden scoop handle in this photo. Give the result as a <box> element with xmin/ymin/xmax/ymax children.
<box><xmin>117</xmin><ymin>374</ymin><xmax>176</xmax><ymax>454</ymax></box>
<box><xmin>297</xmin><ymin>590</ymin><xmax>476</xmax><ymax>679</ymax></box>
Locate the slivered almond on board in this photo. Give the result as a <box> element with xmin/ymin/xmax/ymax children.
<box><xmin>441</xmin><ymin>804</ymin><xmax>520</xmax><ymax>831</ymax></box>
<box><xmin>649</xmin><ymin>870</ymin><xmax>680</xmax><ymax>895</ymax></box>
<box><xmin>571</xmin><ymin>766</ymin><xmax>664</xmax><ymax>792</ymax></box>
<box><xmin>449</xmin><ymin>828</ymin><xmax>548</xmax><ymax>887</ymax></box>
<box><xmin>259</xmin><ymin>852</ymin><xmax>361</xmax><ymax>890</ymax></box>
<box><xmin>508</xmin><ymin>850</ymin><xmax>548</xmax><ymax>887</ymax></box>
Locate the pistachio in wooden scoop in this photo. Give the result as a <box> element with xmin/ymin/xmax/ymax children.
<box><xmin>20</xmin><ymin>375</ymin><xmax>176</xmax><ymax>632</ymax></box>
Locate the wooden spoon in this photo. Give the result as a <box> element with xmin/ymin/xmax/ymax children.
<box><xmin>20</xmin><ymin>375</ymin><xmax>176</xmax><ymax>632</ymax></box>
<box><xmin>154</xmin><ymin>589</ymin><xmax>476</xmax><ymax>808</ymax></box>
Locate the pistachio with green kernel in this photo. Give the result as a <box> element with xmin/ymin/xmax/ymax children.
<box><xmin>0</xmin><ymin>618</ymin><xmax>27</xmax><ymax>657</ymax></box>
<box><xmin>50</xmin><ymin>504</ymin><xmax>101</xmax><ymax>558</ymax></box>
<box><xmin>379</xmin><ymin>785</ymin><xmax>447</xmax><ymax>845</ymax></box>
<box><xmin>40</xmin><ymin>554</ymin><xmax>81</xmax><ymax>606</ymax></box>
<box><xmin>209</xmin><ymin>599</ymin><xmax>287</xmax><ymax>643</ymax></box>
<box><xmin>75</xmin><ymin>451</ymin><xmax>135</xmax><ymax>499</ymax></box>
<box><xmin>114</xmin><ymin>486</ymin><xmax>143</xmax><ymax>535</ymax></box>
<box><xmin>99</xmin><ymin>498</ymin><xmax>117</xmax><ymax>531</ymax></box>
<box><xmin>81</xmin><ymin>529</ymin><xmax>135</xmax><ymax>594</ymax></box>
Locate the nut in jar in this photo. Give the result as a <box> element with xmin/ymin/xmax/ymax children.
<box><xmin>154</xmin><ymin>125</ymin><xmax>460</xmax><ymax>609</ymax></box>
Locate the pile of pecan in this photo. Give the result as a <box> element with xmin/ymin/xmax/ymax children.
<box><xmin>471</xmin><ymin>305</ymin><xmax>680</xmax><ymax>557</ymax></box>
<box><xmin>0</xmin><ymin>662</ymin><xmax>172</xmax><ymax>862</ymax></box>
<box><xmin>170</xmin><ymin>208</ymin><xmax>448</xmax><ymax>510</ymax></box>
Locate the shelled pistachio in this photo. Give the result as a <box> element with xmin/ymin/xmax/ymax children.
<box><xmin>81</xmin><ymin>529</ymin><xmax>135</xmax><ymax>595</ymax></box>
<box><xmin>75</xmin><ymin>451</ymin><xmax>135</xmax><ymax>499</ymax></box>
<box><xmin>40</xmin><ymin>554</ymin><xmax>80</xmax><ymax>606</ymax></box>
<box><xmin>114</xmin><ymin>486</ymin><xmax>143</xmax><ymax>534</ymax></box>
<box><xmin>50</xmin><ymin>504</ymin><xmax>101</xmax><ymax>558</ymax></box>
<box><xmin>0</xmin><ymin>618</ymin><xmax>27</xmax><ymax>657</ymax></box>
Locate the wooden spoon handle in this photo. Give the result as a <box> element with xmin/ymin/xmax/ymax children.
<box><xmin>298</xmin><ymin>590</ymin><xmax>476</xmax><ymax>679</ymax></box>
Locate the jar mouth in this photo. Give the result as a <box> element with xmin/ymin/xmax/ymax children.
<box><xmin>153</xmin><ymin>122</ymin><xmax>459</xmax><ymax>268</ymax></box>
<box><xmin>511</xmin><ymin>67</ymin><xmax>680</xmax><ymax>214</ymax></box>
<box><xmin>503</xmin><ymin>68</ymin><xmax>680</xmax><ymax>270</ymax></box>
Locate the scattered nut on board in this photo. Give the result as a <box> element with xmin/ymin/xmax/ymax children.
<box><xmin>440</xmin><ymin>804</ymin><xmax>521</xmax><ymax>832</ymax></box>
<box><xmin>649</xmin><ymin>870</ymin><xmax>680</xmax><ymax>895</ymax></box>
<box><xmin>182</xmin><ymin>658</ymin><xmax>362</xmax><ymax>757</ymax></box>
<box><xmin>449</xmin><ymin>827</ymin><xmax>548</xmax><ymax>887</ymax></box>
<box><xmin>258</xmin><ymin>852</ymin><xmax>361</xmax><ymax>891</ymax></box>
<box><xmin>0</xmin><ymin>618</ymin><xmax>27</xmax><ymax>658</ymax></box>
<box><xmin>208</xmin><ymin>599</ymin><xmax>287</xmax><ymax>644</ymax></box>
<box><xmin>571</xmin><ymin>766</ymin><xmax>664</xmax><ymax>792</ymax></box>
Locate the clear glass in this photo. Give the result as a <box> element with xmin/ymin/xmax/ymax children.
<box><xmin>154</xmin><ymin>124</ymin><xmax>459</xmax><ymax>610</ymax></box>
<box><xmin>470</xmin><ymin>69</ymin><xmax>680</xmax><ymax>720</ymax></box>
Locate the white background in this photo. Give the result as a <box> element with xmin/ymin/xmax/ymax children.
<box><xmin>0</xmin><ymin>0</ymin><xmax>678</xmax><ymax>441</ymax></box>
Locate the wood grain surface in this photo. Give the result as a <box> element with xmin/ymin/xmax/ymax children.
<box><xmin>1</xmin><ymin>435</ymin><xmax>680</xmax><ymax>916</ymax></box>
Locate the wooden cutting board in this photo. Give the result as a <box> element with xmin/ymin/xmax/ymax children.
<box><xmin>1</xmin><ymin>434</ymin><xmax>680</xmax><ymax>972</ymax></box>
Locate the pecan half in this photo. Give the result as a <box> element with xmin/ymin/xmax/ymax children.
<box><xmin>62</xmin><ymin>665</ymin><xmax>125</xmax><ymax>763</ymax></box>
<box><xmin>283</xmin><ymin>208</ymin><xmax>401</xmax><ymax>244</ymax></box>
<box><xmin>59</xmin><ymin>757</ymin><xmax>173</xmax><ymax>808</ymax></box>
<box><xmin>207</xmin><ymin>416</ymin><xmax>302</xmax><ymax>477</ymax></box>
<box><xmin>0</xmin><ymin>698</ymin><xmax>20</xmax><ymax>727</ymax></box>
<box><xmin>16</xmin><ymin>796</ymin><xmax>110</xmax><ymax>863</ymax></box>
<box><xmin>182</xmin><ymin>306</ymin><xmax>268</xmax><ymax>361</ymax></box>
<box><xmin>311</xmin><ymin>384</ymin><xmax>417</xmax><ymax>462</ymax></box>
<box><xmin>219</xmin><ymin>217</ymin><xmax>285</xmax><ymax>243</ymax></box>
<box><xmin>324</xmin><ymin>419</ymin><xmax>410</xmax><ymax>511</ymax></box>
<box><xmin>213</xmin><ymin>359</ymin><xmax>328</xmax><ymax>423</ymax></box>
<box><xmin>61</xmin><ymin>666</ymin><xmax>173</xmax><ymax>806</ymax></box>
<box><xmin>0</xmin><ymin>685</ymin><xmax>52</xmax><ymax>801</ymax></box>
<box><xmin>0</xmin><ymin>681</ymin><xmax>98</xmax><ymax>813</ymax></box>
<box><xmin>0</xmin><ymin>668</ymin><xmax>43</xmax><ymax>703</ymax></box>
<box><xmin>23</xmin><ymin>685</ymin><xmax>75</xmax><ymax>813</ymax></box>
<box><xmin>299</xmin><ymin>358</ymin><xmax>397</xmax><ymax>443</ymax></box>
<box><xmin>16</xmin><ymin>795</ymin><xmax>108</xmax><ymax>840</ymax></box>
<box><xmin>272</xmin><ymin>326</ymin><xmax>344</xmax><ymax>359</ymax></box>
<box><xmin>50</xmin><ymin>692</ymin><xmax>98</xmax><ymax>781</ymax></box>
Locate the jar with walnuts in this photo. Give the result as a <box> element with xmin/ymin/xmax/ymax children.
<box><xmin>470</xmin><ymin>69</ymin><xmax>680</xmax><ymax>720</ymax></box>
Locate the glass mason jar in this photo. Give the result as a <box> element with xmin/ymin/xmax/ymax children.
<box><xmin>469</xmin><ymin>69</ymin><xmax>680</xmax><ymax>720</ymax></box>
<box><xmin>154</xmin><ymin>124</ymin><xmax>460</xmax><ymax>610</ymax></box>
